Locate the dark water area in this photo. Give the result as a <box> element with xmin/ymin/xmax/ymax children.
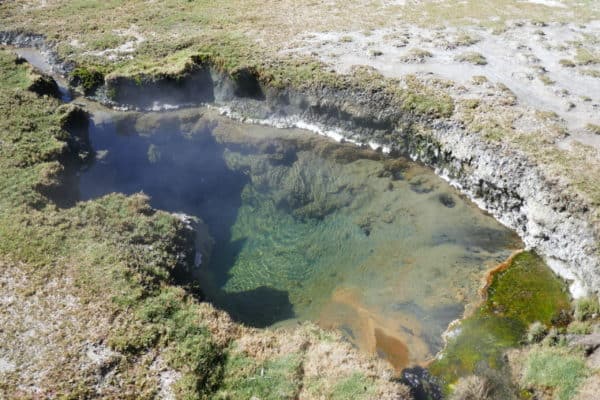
<box><xmin>79</xmin><ymin>107</ymin><xmax>522</xmax><ymax>370</ymax></box>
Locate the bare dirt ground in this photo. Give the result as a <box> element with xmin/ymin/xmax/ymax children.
<box><xmin>283</xmin><ymin>20</ymin><xmax>600</xmax><ymax>142</ymax></box>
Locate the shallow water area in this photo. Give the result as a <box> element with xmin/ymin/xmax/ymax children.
<box><xmin>14</xmin><ymin>48</ymin><xmax>73</xmax><ymax>102</ymax></box>
<box><xmin>79</xmin><ymin>107</ymin><xmax>522</xmax><ymax>370</ymax></box>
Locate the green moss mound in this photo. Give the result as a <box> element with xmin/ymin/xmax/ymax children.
<box><xmin>484</xmin><ymin>252</ymin><xmax>571</xmax><ymax>327</ymax></box>
<box><xmin>429</xmin><ymin>252</ymin><xmax>570</xmax><ymax>393</ymax></box>
<box><xmin>70</xmin><ymin>67</ymin><xmax>104</xmax><ymax>95</ymax></box>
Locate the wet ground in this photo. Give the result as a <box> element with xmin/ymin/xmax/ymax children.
<box><xmin>79</xmin><ymin>107</ymin><xmax>522</xmax><ymax>369</ymax></box>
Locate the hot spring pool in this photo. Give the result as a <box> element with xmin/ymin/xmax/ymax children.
<box><xmin>79</xmin><ymin>107</ymin><xmax>522</xmax><ymax>370</ymax></box>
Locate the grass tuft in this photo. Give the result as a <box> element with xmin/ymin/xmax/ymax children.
<box><xmin>454</xmin><ymin>51</ymin><xmax>487</xmax><ymax>65</ymax></box>
<box><xmin>573</xmin><ymin>296</ymin><xmax>600</xmax><ymax>321</ymax></box>
<box><xmin>330</xmin><ymin>373</ymin><xmax>376</xmax><ymax>400</ymax></box>
<box><xmin>215</xmin><ymin>353</ymin><xmax>303</xmax><ymax>399</ymax></box>
<box><xmin>523</xmin><ymin>347</ymin><xmax>588</xmax><ymax>400</ymax></box>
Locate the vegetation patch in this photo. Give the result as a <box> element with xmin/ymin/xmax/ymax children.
<box><xmin>330</xmin><ymin>373</ymin><xmax>377</xmax><ymax>400</ymax></box>
<box><xmin>400</xmin><ymin>48</ymin><xmax>433</xmax><ymax>63</ymax></box>
<box><xmin>538</xmin><ymin>73</ymin><xmax>555</xmax><ymax>86</ymax></box>
<box><xmin>451</xmin><ymin>32</ymin><xmax>480</xmax><ymax>47</ymax></box>
<box><xmin>87</xmin><ymin>32</ymin><xmax>127</xmax><ymax>51</ymax></box>
<box><xmin>454</xmin><ymin>51</ymin><xmax>487</xmax><ymax>65</ymax></box>
<box><xmin>580</xmin><ymin>69</ymin><xmax>600</xmax><ymax>78</ymax></box>
<box><xmin>483</xmin><ymin>252</ymin><xmax>571</xmax><ymax>327</ymax></box>
<box><xmin>573</xmin><ymin>296</ymin><xmax>600</xmax><ymax>321</ymax></box>
<box><xmin>574</xmin><ymin>48</ymin><xmax>600</xmax><ymax>66</ymax></box>
<box><xmin>215</xmin><ymin>353</ymin><xmax>303</xmax><ymax>399</ymax></box>
<box><xmin>70</xmin><ymin>67</ymin><xmax>105</xmax><ymax>95</ymax></box>
<box><xmin>526</xmin><ymin>321</ymin><xmax>548</xmax><ymax>344</ymax></box>
<box><xmin>522</xmin><ymin>346</ymin><xmax>588</xmax><ymax>400</ymax></box>
<box><xmin>429</xmin><ymin>252</ymin><xmax>570</xmax><ymax>394</ymax></box>
<box><xmin>585</xmin><ymin>124</ymin><xmax>600</xmax><ymax>135</ymax></box>
<box><xmin>559</xmin><ymin>59</ymin><xmax>576</xmax><ymax>68</ymax></box>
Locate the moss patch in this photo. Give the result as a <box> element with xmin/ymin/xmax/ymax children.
<box><xmin>483</xmin><ymin>252</ymin><xmax>571</xmax><ymax>327</ymax></box>
<box><xmin>429</xmin><ymin>252</ymin><xmax>570</xmax><ymax>393</ymax></box>
<box><xmin>70</xmin><ymin>67</ymin><xmax>105</xmax><ymax>95</ymax></box>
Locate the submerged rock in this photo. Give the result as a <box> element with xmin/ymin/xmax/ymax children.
<box><xmin>173</xmin><ymin>212</ymin><xmax>214</xmax><ymax>269</ymax></box>
<box><xmin>400</xmin><ymin>367</ymin><xmax>443</xmax><ymax>400</ymax></box>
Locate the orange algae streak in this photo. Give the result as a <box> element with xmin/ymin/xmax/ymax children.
<box><xmin>374</xmin><ymin>328</ymin><xmax>410</xmax><ymax>372</ymax></box>
<box><xmin>478</xmin><ymin>250</ymin><xmax>524</xmax><ymax>301</ymax></box>
<box><xmin>318</xmin><ymin>287</ymin><xmax>430</xmax><ymax>372</ymax></box>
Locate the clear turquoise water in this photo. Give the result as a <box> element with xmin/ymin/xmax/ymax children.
<box><xmin>80</xmin><ymin>108</ymin><xmax>522</xmax><ymax>368</ymax></box>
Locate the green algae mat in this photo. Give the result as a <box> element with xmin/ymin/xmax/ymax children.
<box><xmin>429</xmin><ymin>251</ymin><xmax>571</xmax><ymax>392</ymax></box>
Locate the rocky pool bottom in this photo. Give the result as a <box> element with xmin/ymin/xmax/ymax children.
<box><xmin>78</xmin><ymin>106</ymin><xmax>570</xmax><ymax>389</ymax></box>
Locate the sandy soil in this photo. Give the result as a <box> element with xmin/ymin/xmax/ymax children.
<box><xmin>283</xmin><ymin>20</ymin><xmax>600</xmax><ymax>148</ymax></box>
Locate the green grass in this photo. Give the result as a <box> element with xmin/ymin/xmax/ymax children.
<box><xmin>0</xmin><ymin>55</ymin><xmax>30</xmax><ymax>89</ymax></box>
<box><xmin>573</xmin><ymin>296</ymin><xmax>600</xmax><ymax>321</ymax></box>
<box><xmin>215</xmin><ymin>354</ymin><xmax>303</xmax><ymax>399</ymax></box>
<box><xmin>88</xmin><ymin>32</ymin><xmax>128</xmax><ymax>51</ymax></box>
<box><xmin>3</xmin><ymin>0</ymin><xmax>595</xmax><ymax>64</ymax></box>
<box><xmin>566</xmin><ymin>321</ymin><xmax>593</xmax><ymax>335</ymax></box>
<box><xmin>331</xmin><ymin>373</ymin><xmax>376</xmax><ymax>400</ymax></box>
<box><xmin>70</xmin><ymin>67</ymin><xmax>105</xmax><ymax>95</ymax></box>
<box><xmin>523</xmin><ymin>347</ymin><xmax>588</xmax><ymax>400</ymax></box>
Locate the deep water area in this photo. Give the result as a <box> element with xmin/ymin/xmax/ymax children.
<box><xmin>79</xmin><ymin>107</ymin><xmax>522</xmax><ymax>369</ymax></box>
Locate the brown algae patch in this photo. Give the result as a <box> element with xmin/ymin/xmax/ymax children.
<box><xmin>429</xmin><ymin>251</ymin><xmax>571</xmax><ymax>394</ymax></box>
<box><xmin>318</xmin><ymin>286</ymin><xmax>423</xmax><ymax>371</ymax></box>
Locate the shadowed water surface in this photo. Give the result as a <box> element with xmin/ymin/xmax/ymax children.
<box><xmin>80</xmin><ymin>107</ymin><xmax>522</xmax><ymax>369</ymax></box>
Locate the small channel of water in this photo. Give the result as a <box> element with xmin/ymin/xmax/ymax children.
<box><xmin>78</xmin><ymin>106</ymin><xmax>522</xmax><ymax>370</ymax></box>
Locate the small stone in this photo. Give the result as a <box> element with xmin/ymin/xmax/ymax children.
<box><xmin>439</xmin><ymin>193</ymin><xmax>456</xmax><ymax>208</ymax></box>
